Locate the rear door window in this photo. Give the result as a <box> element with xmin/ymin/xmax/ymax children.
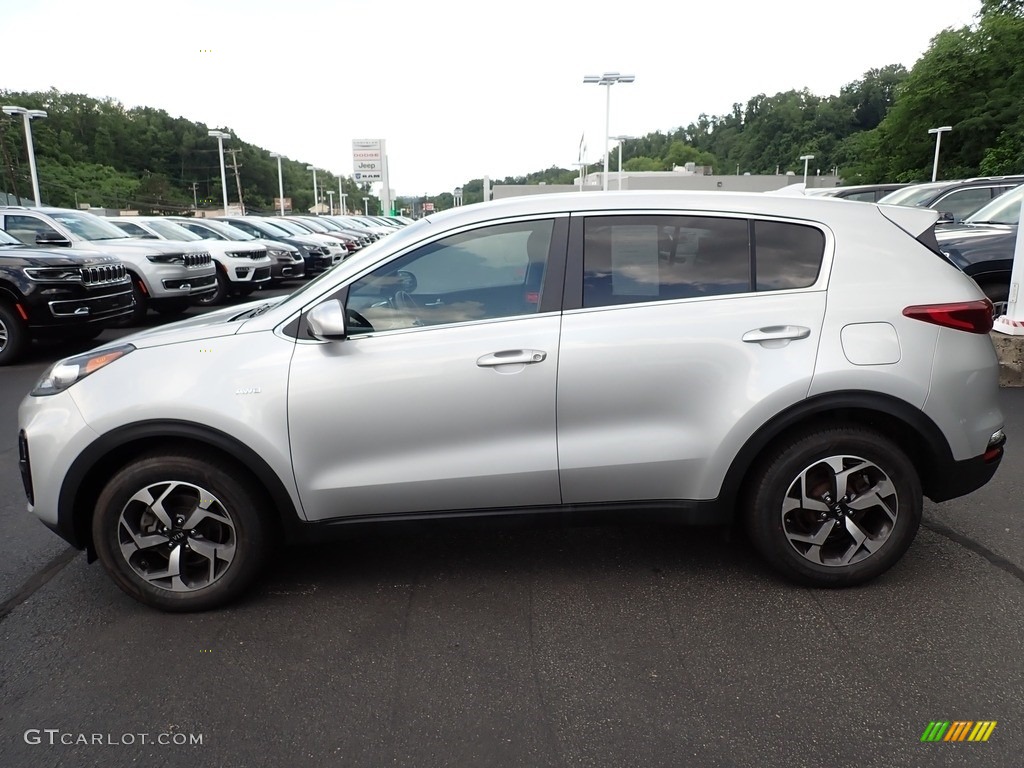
<box><xmin>581</xmin><ymin>215</ymin><xmax>823</xmax><ymax>308</ymax></box>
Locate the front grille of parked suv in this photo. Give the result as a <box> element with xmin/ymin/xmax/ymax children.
<box><xmin>183</xmin><ymin>252</ymin><xmax>212</xmax><ymax>268</ymax></box>
<box><xmin>80</xmin><ymin>264</ymin><xmax>129</xmax><ymax>285</ymax></box>
<box><xmin>227</xmin><ymin>249</ymin><xmax>268</xmax><ymax>261</ymax></box>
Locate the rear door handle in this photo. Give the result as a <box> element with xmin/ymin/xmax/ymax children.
<box><xmin>476</xmin><ymin>349</ymin><xmax>547</xmax><ymax>367</ymax></box>
<box><xmin>741</xmin><ymin>325</ymin><xmax>811</xmax><ymax>343</ymax></box>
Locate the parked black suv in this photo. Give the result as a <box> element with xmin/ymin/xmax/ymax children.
<box><xmin>878</xmin><ymin>176</ymin><xmax>1024</xmax><ymax>224</ymax></box>
<box><xmin>935</xmin><ymin>182</ymin><xmax>1023</xmax><ymax>314</ymax></box>
<box><xmin>806</xmin><ymin>183</ymin><xmax>910</xmax><ymax>202</ymax></box>
<box><xmin>0</xmin><ymin>228</ymin><xmax>133</xmax><ymax>365</ymax></box>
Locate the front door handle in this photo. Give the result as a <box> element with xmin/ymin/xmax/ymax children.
<box><xmin>476</xmin><ymin>349</ymin><xmax>547</xmax><ymax>367</ymax></box>
<box><xmin>741</xmin><ymin>325</ymin><xmax>811</xmax><ymax>343</ymax></box>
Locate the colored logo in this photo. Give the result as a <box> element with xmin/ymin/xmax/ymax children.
<box><xmin>921</xmin><ymin>721</ymin><xmax>997</xmax><ymax>742</ymax></box>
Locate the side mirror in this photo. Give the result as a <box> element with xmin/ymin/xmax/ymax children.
<box><xmin>936</xmin><ymin>211</ymin><xmax>955</xmax><ymax>224</ymax></box>
<box><xmin>35</xmin><ymin>232</ymin><xmax>70</xmax><ymax>246</ymax></box>
<box><xmin>306</xmin><ymin>300</ymin><xmax>348</xmax><ymax>341</ymax></box>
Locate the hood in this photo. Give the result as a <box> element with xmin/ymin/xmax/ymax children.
<box><xmin>0</xmin><ymin>246</ymin><xmax>122</xmax><ymax>267</ymax></box>
<box><xmin>74</xmin><ymin>238</ymin><xmax>207</xmax><ymax>255</ymax></box>
<box><xmin>102</xmin><ymin>297</ymin><xmax>274</xmax><ymax>349</ymax></box>
<box><xmin>935</xmin><ymin>223</ymin><xmax>1016</xmax><ymax>246</ymax></box>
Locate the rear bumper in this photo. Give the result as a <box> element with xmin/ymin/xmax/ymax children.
<box><xmin>925</xmin><ymin>437</ymin><xmax>1005</xmax><ymax>503</ymax></box>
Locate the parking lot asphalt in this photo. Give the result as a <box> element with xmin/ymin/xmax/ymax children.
<box><xmin>1</xmin><ymin>292</ymin><xmax>1022</xmax><ymax>768</ymax></box>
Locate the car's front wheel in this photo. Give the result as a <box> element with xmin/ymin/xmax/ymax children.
<box><xmin>744</xmin><ymin>426</ymin><xmax>922</xmax><ymax>587</ymax></box>
<box><xmin>92</xmin><ymin>453</ymin><xmax>270</xmax><ymax>611</ymax></box>
<box><xmin>0</xmin><ymin>302</ymin><xmax>29</xmax><ymax>366</ymax></box>
<box><xmin>194</xmin><ymin>269</ymin><xmax>228</xmax><ymax>306</ymax></box>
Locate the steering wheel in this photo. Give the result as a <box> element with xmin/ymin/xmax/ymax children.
<box><xmin>392</xmin><ymin>290</ymin><xmax>424</xmax><ymax>326</ymax></box>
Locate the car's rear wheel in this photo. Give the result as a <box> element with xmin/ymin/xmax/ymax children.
<box><xmin>744</xmin><ymin>426</ymin><xmax>922</xmax><ymax>587</ymax></box>
<box><xmin>0</xmin><ymin>302</ymin><xmax>29</xmax><ymax>366</ymax></box>
<box><xmin>92</xmin><ymin>453</ymin><xmax>270</xmax><ymax>611</ymax></box>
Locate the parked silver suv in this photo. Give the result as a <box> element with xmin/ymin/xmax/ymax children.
<box><xmin>0</xmin><ymin>207</ymin><xmax>216</xmax><ymax>323</ymax></box>
<box><xmin>17</xmin><ymin>191</ymin><xmax>1006</xmax><ymax>611</ymax></box>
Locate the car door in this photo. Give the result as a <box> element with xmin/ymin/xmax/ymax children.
<box><xmin>287</xmin><ymin>216</ymin><xmax>568</xmax><ymax>522</ymax></box>
<box><xmin>556</xmin><ymin>212</ymin><xmax>828</xmax><ymax>504</ymax></box>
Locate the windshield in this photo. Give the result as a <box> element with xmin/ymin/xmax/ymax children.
<box><xmin>280</xmin><ymin>218</ymin><xmax>431</xmax><ymax>307</ymax></box>
<box><xmin>273</xmin><ymin>219</ymin><xmax>313</xmax><ymax>235</ymax></box>
<box><xmin>877</xmin><ymin>183</ymin><xmax>947</xmax><ymax>207</ymax></box>
<box><xmin>295</xmin><ymin>218</ymin><xmax>329</xmax><ymax>233</ymax></box>
<box><xmin>144</xmin><ymin>220</ymin><xmax>203</xmax><ymax>240</ymax></box>
<box><xmin>179</xmin><ymin>219</ymin><xmax>253</xmax><ymax>241</ymax></box>
<box><xmin>964</xmin><ymin>184</ymin><xmax>1024</xmax><ymax>225</ymax></box>
<box><xmin>49</xmin><ymin>211</ymin><xmax>132</xmax><ymax>241</ymax></box>
<box><xmin>238</xmin><ymin>219</ymin><xmax>292</xmax><ymax>238</ymax></box>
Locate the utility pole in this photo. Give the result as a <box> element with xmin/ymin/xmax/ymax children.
<box><xmin>190</xmin><ymin>182</ymin><xmax>199</xmax><ymax>210</ymax></box>
<box><xmin>0</xmin><ymin>119</ymin><xmax>23</xmax><ymax>205</ymax></box>
<box><xmin>226</xmin><ymin>148</ymin><xmax>245</xmax><ymax>214</ymax></box>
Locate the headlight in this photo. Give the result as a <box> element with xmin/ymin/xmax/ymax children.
<box><xmin>23</xmin><ymin>267</ymin><xmax>82</xmax><ymax>282</ymax></box>
<box><xmin>31</xmin><ymin>344</ymin><xmax>135</xmax><ymax>396</ymax></box>
<box><xmin>268</xmin><ymin>248</ymin><xmax>288</xmax><ymax>258</ymax></box>
<box><xmin>146</xmin><ymin>253</ymin><xmax>185</xmax><ymax>264</ymax></box>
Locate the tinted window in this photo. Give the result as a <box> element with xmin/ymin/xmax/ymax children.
<box><xmin>111</xmin><ymin>221</ymin><xmax>151</xmax><ymax>237</ymax></box>
<box><xmin>582</xmin><ymin>215</ymin><xmax>823</xmax><ymax>308</ymax></box>
<box><xmin>754</xmin><ymin>220</ymin><xmax>825</xmax><ymax>290</ymax></box>
<box><xmin>583</xmin><ymin>215</ymin><xmax>750</xmax><ymax>307</ymax></box>
<box><xmin>4</xmin><ymin>215</ymin><xmax>60</xmax><ymax>245</ymax></box>
<box><xmin>935</xmin><ymin>188</ymin><xmax>995</xmax><ymax>221</ymax></box>
<box><xmin>346</xmin><ymin>219</ymin><xmax>554</xmax><ymax>333</ymax></box>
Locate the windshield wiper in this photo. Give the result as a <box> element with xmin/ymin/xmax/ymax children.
<box><xmin>232</xmin><ymin>302</ymin><xmax>272</xmax><ymax>320</ymax></box>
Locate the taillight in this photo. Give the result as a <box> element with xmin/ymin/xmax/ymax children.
<box><xmin>902</xmin><ymin>299</ymin><xmax>993</xmax><ymax>334</ymax></box>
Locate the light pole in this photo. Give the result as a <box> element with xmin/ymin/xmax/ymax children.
<box><xmin>799</xmin><ymin>154</ymin><xmax>814</xmax><ymax>187</ymax></box>
<box><xmin>338</xmin><ymin>176</ymin><xmax>346</xmax><ymax>215</ymax></box>
<box><xmin>583</xmin><ymin>72</ymin><xmax>635</xmax><ymax>191</ymax></box>
<box><xmin>327</xmin><ymin>190</ymin><xmax>335</xmax><ymax>215</ymax></box>
<box><xmin>4</xmin><ymin>105</ymin><xmax>48</xmax><ymax>206</ymax></box>
<box><xmin>611</xmin><ymin>134</ymin><xmax>633</xmax><ymax>190</ymax></box>
<box><xmin>306</xmin><ymin>165</ymin><xmax>319</xmax><ymax>214</ymax></box>
<box><xmin>572</xmin><ymin>162</ymin><xmax>587</xmax><ymax>191</ymax></box>
<box><xmin>928</xmin><ymin>126</ymin><xmax>952</xmax><ymax>182</ymax></box>
<box><xmin>269</xmin><ymin>152</ymin><xmax>285</xmax><ymax>215</ymax></box>
<box><xmin>208</xmin><ymin>130</ymin><xmax>231</xmax><ymax>215</ymax></box>
<box><xmin>363</xmin><ymin>197</ymin><xmax>370</xmax><ymax>215</ymax></box>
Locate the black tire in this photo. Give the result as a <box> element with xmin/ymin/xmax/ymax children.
<box><xmin>744</xmin><ymin>425</ymin><xmax>922</xmax><ymax>587</ymax></box>
<box><xmin>91</xmin><ymin>452</ymin><xmax>270</xmax><ymax>612</ymax></box>
<box><xmin>0</xmin><ymin>301</ymin><xmax>29</xmax><ymax>366</ymax></box>
<box><xmin>113</xmin><ymin>277</ymin><xmax>149</xmax><ymax>327</ymax></box>
<box><xmin>194</xmin><ymin>269</ymin><xmax>228</xmax><ymax>306</ymax></box>
<box><xmin>978</xmin><ymin>281</ymin><xmax>1009</xmax><ymax>317</ymax></box>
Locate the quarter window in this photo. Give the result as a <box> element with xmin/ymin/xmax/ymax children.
<box><xmin>346</xmin><ymin>219</ymin><xmax>554</xmax><ymax>334</ymax></box>
<box><xmin>753</xmin><ymin>220</ymin><xmax>825</xmax><ymax>291</ymax></box>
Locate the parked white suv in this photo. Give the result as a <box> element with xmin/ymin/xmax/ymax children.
<box><xmin>0</xmin><ymin>207</ymin><xmax>215</xmax><ymax>323</ymax></box>
<box><xmin>165</xmin><ymin>218</ymin><xmax>273</xmax><ymax>305</ymax></box>
<box><xmin>18</xmin><ymin>191</ymin><xmax>1006</xmax><ymax>611</ymax></box>
<box><xmin>108</xmin><ymin>217</ymin><xmax>275</xmax><ymax>305</ymax></box>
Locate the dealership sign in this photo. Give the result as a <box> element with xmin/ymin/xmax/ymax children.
<box><xmin>352</xmin><ymin>139</ymin><xmax>383</xmax><ymax>180</ymax></box>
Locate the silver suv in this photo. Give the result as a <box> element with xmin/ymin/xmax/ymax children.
<box><xmin>17</xmin><ymin>191</ymin><xmax>1006</xmax><ymax>611</ymax></box>
<box><xmin>0</xmin><ymin>207</ymin><xmax>216</xmax><ymax>323</ymax></box>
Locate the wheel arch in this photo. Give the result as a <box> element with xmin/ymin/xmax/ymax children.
<box><xmin>719</xmin><ymin>391</ymin><xmax>953</xmax><ymax>519</ymax></box>
<box><xmin>58</xmin><ymin>420</ymin><xmax>300</xmax><ymax>558</ymax></box>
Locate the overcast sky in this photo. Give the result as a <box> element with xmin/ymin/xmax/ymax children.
<box><xmin>5</xmin><ymin>0</ymin><xmax>982</xmax><ymax>197</ymax></box>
